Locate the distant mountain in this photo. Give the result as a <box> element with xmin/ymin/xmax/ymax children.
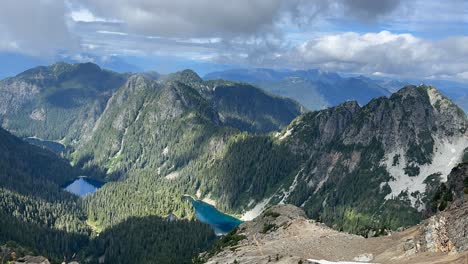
<box><xmin>205</xmin><ymin>68</ymin><xmax>391</xmax><ymax>110</ymax></box>
<box><xmin>61</xmin><ymin>54</ymin><xmax>142</xmax><ymax>73</ymax></box>
<box><xmin>0</xmin><ymin>62</ymin><xmax>128</xmax><ymax>145</ymax></box>
<box><xmin>0</xmin><ymin>53</ymin><xmax>142</xmax><ymax>81</ymax></box>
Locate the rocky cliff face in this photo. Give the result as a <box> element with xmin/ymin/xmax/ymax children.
<box><xmin>417</xmin><ymin>202</ymin><xmax>468</xmax><ymax>254</ymax></box>
<box><xmin>416</xmin><ymin>162</ymin><xmax>468</xmax><ymax>254</ymax></box>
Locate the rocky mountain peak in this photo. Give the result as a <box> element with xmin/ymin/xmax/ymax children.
<box><xmin>168</xmin><ymin>69</ymin><xmax>203</xmax><ymax>84</ymax></box>
<box><xmin>281</xmin><ymin>99</ymin><xmax>360</xmax><ymax>149</ymax></box>
<box><xmin>125</xmin><ymin>74</ymin><xmax>152</xmax><ymax>89</ymax></box>
<box><xmin>393</xmin><ymin>84</ymin><xmax>426</xmax><ymax>97</ymax></box>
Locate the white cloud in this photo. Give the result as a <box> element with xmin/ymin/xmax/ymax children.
<box><xmin>457</xmin><ymin>72</ymin><xmax>468</xmax><ymax>80</ymax></box>
<box><xmin>0</xmin><ymin>0</ymin><xmax>466</xmax><ymax>82</ymax></box>
<box><xmin>77</xmin><ymin>0</ymin><xmax>403</xmax><ymax>38</ymax></box>
<box><xmin>281</xmin><ymin>31</ymin><xmax>468</xmax><ymax>80</ymax></box>
<box><xmin>70</xmin><ymin>8</ymin><xmax>107</xmax><ymax>23</ymax></box>
<box><xmin>97</xmin><ymin>31</ymin><xmax>128</xmax><ymax>36</ymax></box>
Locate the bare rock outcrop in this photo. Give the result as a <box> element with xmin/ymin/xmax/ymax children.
<box><xmin>204</xmin><ymin>203</ymin><xmax>468</xmax><ymax>264</ymax></box>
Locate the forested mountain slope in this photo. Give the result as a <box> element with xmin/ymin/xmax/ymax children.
<box><xmin>0</xmin><ymin>126</ymin><xmax>90</xmax><ymax>260</ymax></box>
<box><xmin>2</xmin><ymin>63</ymin><xmax>466</xmax><ymax>262</ymax></box>
<box><xmin>0</xmin><ymin>63</ymin><xmax>302</xmax><ymax>150</ymax></box>
<box><xmin>0</xmin><ymin>126</ymin><xmax>217</xmax><ymax>263</ymax></box>
<box><xmin>192</xmin><ymin>85</ymin><xmax>468</xmax><ymax>234</ymax></box>
<box><xmin>78</xmin><ymin>71</ymin><xmax>303</xmax><ymax>229</ymax></box>
<box><xmin>168</xmin><ymin>70</ymin><xmax>305</xmax><ymax>133</ymax></box>
<box><xmin>81</xmin><ymin>83</ymin><xmax>467</xmax><ymax>237</ymax></box>
<box><xmin>0</xmin><ymin>62</ymin><xmax>128</xmax><ymax>145</ymax></box>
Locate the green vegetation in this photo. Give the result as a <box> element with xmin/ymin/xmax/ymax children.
<box><xmin>0</xmin><ymin>126</ymin><xmax>216</xmax><ymax>263</ymax></box>
<box><xmin>193</xmin><ymin>227</ymin><xmax>246</xmax><ymax>263</ymax></box>
<box><xmin>88</xmin><ymin>216</ymin><xmax>216</xmax><ymax>264</ymax></box>
<box><xmin>198</xmin><ymin>134</ymin><xmax>301</xmax><ymax>212</ymax></box>
<box><xmin>464</xmin><ymin>176</ymin><xmax>468</xmax><ymax>194</ymax></box>
<box><xmin>84</xmin><ymin>176</ymin><xmax>196</xmax><ymax>229</ymax></box>
<box><xmin>261</xmin><ymin>223</ymin><xmax>278</xmax><ymax>234</ymax></box>
<box><xmin>0</xmin><ymin>67</ymin><xmax>303</xmax><ymax>263</ymax></box>
<box><xmin>404</xmin><ymin>165</ymin><xmax>420</xmax><ymax>176</ymax></box>
<box><xmin>1</xmin><ymin>67</ymin><xmax>466</xmax><ymax>262</ymax></box>
<box><xmin>0</xmin><ymin>62</ymin><xmax>127</xmax><ymax>145</ymax></box>
<box><xmin>263</xmin><ymin>210</ymin><xmax>281</xmax><ymax>218</ymax></box>
<box><xmin>0</xmin><ymin>127</ymin><xmax>90</xmax><ymax>261</ymax></box>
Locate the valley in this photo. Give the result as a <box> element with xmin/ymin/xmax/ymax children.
<box><xmin>0</xmin><ymin>62</ymin><xmax>467</xmax><ymax>264</ymax></box>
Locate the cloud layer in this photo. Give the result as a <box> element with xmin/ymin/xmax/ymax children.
<box><xmin>77</xmin><ymin>0</ymin><xmax>404</xmax><ymax>37</ymax></box>
<box><xmin>290</xmin><ymin>31</ymin><xmax>468</xmax><ymax>80</ymax></box>
<box><xmin>0</xmin><ymin>0</ymin><xmax>78</xmax><ymax>56</ymax></box>
<box><xmin>0</xmin><ymin>0</ymin><xmax>466</xmax><ymax>81</ymax></box>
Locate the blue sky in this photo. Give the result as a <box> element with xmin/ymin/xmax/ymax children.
<box><xmin>0</xmin><ymin>0</ymin><xmax>467</xmax><ymax>81</ymax></box>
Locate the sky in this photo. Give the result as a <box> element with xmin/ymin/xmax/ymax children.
<box><xmin>0</xmin><ymin>0</ymin><xmax>467</xmax><ymax>80</ymax></box>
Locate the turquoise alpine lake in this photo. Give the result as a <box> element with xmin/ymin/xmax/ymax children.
<box><xmin>188</xmin><ymin>198</ymin><xmax>243</xmax><ymax>235</ymax></box>
<box><xmin>64</xmin><ymin>177</ymin><xmax>103</xmax><ymax>197</ymax></box>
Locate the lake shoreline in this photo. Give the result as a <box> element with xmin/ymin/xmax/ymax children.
<box><xmin>183</xmin><ymin>195</ymin><xmax>243</xmax><ymax>235</ymax></box>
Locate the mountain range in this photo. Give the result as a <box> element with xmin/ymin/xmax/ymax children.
<box><xmin>204</xmin><ymin>68</ymin><xmax>468</xmax><ymax>115</ymax></box>
<box><xmin>0</xmin><ymin>62</ymin><xmax>467</xmax><ymax>263</ymax></box>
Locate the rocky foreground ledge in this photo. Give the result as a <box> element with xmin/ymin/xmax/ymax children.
<box><xmin>202</xmin><ymin>203</ymin><xmax>468</xmax><ymax>264</ymax></box>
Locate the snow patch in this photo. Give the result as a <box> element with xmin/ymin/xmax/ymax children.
<box><xmin>163</xmin><ymin>146</ymin><xmax>169</xmax><ymax>156</ymax></box>
<box><xmin>314</xmin><ymin>175</ymin><xmax>329</xmax><ymax>194</ymax></box>
<box><xmin>165</xmin><ymin>171</ymin><xmax>180</xmax><ymax>180</ymax></box>
<box><xmin>307</xmin><ymin>259</ymin><xmax>377</xmax><ymax>264</ymax></box>
<box><xmin>278</xmin><ymin>127</ymin><xmax>293</xmax><ymax>141</ymax></box>
<box><xmin>353</xmin><ymin>253</ymin><xmax>374</xmax><ymax>262</ymax></box>
<box><xmin>241</xmin><ymin>196</ymin><xmax>273</xmax><ymax>221</ymax></box>
<box><xmin>383</xmin><ymin>136</ymin><xmax>468</xmax><ymax>209</ymax></box>
<box><xmin>279</xmin><ymin>168</ymin><xmax>303</xmax><ymax>204</ymax></box>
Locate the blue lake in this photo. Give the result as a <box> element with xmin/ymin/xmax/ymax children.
<box><xmin>65</xmin><ymin>177</ymin><xmax>103</xmax><ymax>197</ymax></box>
<box><xmin>189</xmin><ymin>198</ymin><xmax>243</xmax><ymax>235</ymax></box>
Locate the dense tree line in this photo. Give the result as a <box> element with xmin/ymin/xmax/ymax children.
<box><xmin>0</xmin><ymin>125</ymin><xmax>216</xmax><ymax>263</ymax></box>
<box><xmin>88</xmin><ymin>216</ymin><xmax>216</xmax><ymax>264</ymax></box>
<box><xmin>84</xmin><ymin>174</ymin><xmax>195</xmax><ymax>229</ymax></box>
